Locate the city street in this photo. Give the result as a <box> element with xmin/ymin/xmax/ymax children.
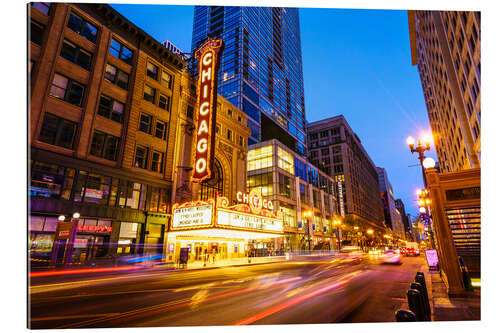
<box><xmin>29</xmin><ymin>254</ymin><xmax>428</xmax><ymax>328</ymax></box>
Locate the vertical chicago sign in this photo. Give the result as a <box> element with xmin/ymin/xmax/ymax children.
<box><xmin>191</xmin><ymin>38</ymin><xmax>224</xmax><ymax>182</ymax></box>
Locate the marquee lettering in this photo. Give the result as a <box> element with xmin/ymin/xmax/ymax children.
<box><xmin>191</xmin><ymin>38</ymin><xmax>224</xmax><ymax>182</ymax></box>
<box><xmin>236</xmin><ymin>190</ymin><xmax>274</xmax><ymax>212</ymax></box>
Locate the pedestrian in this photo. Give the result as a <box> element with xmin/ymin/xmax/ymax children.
<box><xmin>212</xmin><ymin>249</ymin><xmax>216</xmax><ymax>263</ymax></box>
<box><xmin>203</xmin><ymin>248</ymin><xmax>207</xmax><ymax>267</ymax></box>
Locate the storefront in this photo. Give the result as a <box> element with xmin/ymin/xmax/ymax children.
<box><xmin>29</xmin><ymin>215</ymin><xmax>114</xmax><ymax>264</ymax></box>
<box><xmin>167</xmin><ymin>191</ymin><xmax>284</xmax><ymax>263</ymax></box>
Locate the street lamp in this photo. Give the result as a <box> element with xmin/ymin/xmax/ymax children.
<box><xmin>406</xmin><ymin>133</ymin><xmax>432</xmax><ymax>188</ymax></box>
<box><xmin>303</xmin><ymin>211</ymin><xmax>313</xmax><ymax>252</ymax></box>
<box><xmin>333</xmin><ymin>219</ymin><xmax>342</xmax><ymax>252</ymax></box>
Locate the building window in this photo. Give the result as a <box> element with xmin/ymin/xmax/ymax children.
<box><xmin>158</xmin><ymin>94</ymin><xmax>170</xmax><ymax>111</ymax></box>
<box><xmin>277</xmin><ymin>146</ymin><xmax>294</xmax><ymax>174</ymax></box>
<box><xmin>134</xmin><ymin>146</ymin><xmax>149</xmax><ymax>169</ymax></box>
<box><xmin>97</xmin><ymin>95</ymin><xmax>124</xmax><ymax>123</ymax></box>
<box><xmin>67</xmin><ymin>12</ymin><xmax>98</xmax><ymax>43</ymax></box>
<box><xmin>109</xmin><ymin>38</ymin><xmax>133</xmax><ymax>64</ymax></box>
<box><xmin>247</xmin><ymin>172</ymin><xmax>273</xmax><ymax>197</ymax></box>
<box><xmin>186</xmin><ymin>105</ymin><xmax>194</xmax><ymax>119</ymax></box>
<box><xmin>31</xmin><ymin>2</ymin><xmax>51</xmax><ymax>15</ymax></box>
<box><xmin>161</xmin><ymin>71</ymin><xmax>172</xmax><ymax>89</ymax></box>
<box><xmin>30</xmin><ymin>161</ymin><xmax>67</xmax><ymax>199</ymax></box>
<box><xmin>146</xmin><ymin>61</ymin><xmax>158</xmax><ymax>80</ymax></box>
<box><xmin>49</xmin><ymin>73</ymin><xmax>85</xmax><ymax>106</ymax></box>
<box><xmin>151</xmin><ymin>151</ymin><xmax>164</xmax><ymax>173</ymax></box>
<box><xmin>104</xmin><ymin>64</ymin><xmax>129</xmax><ymax>90</ymax></box>
<box><xmin>139</xmin><ymin>114</ymin><xmax>153</xmax><ymax>134</ymax></box>
<box><xmin>155</xmin><ymin>120</ymin><xmax>167</xmax><ymax>140</ymax></box>
<box><xmin>143</xmin><ymin>85</ymin><xmax>156</xmax><ymax>104</ymax></box>
<box><xmin>90</xmin><ymin>131</ymin><xmax>119</xmax><ymax>161</ymax></box>
<box><xmin>239</xmin><ymin>136</ymin><xmax>243</xmax><ymax>147</ymax></box>
<box><xmin>248</xmin><ymin>145</ymin><xmax>273</xmax><ymax>171</ymax></box>
<box><xmin>82</xmin><ymin>173</ymin><xmax>111</xmax><ymax>205</ymax></box>
<box><xmin>215</xmin><ymin>123</ymin><xmax>221</xmax><ymax>134</ymax></box>
<box><xmin>199</xmin><ymin>159</ymin><xmax>224</xmax><ymax>200</ymax></box>
<box><xmin>125</xmin><ymin>182</ymin><xmax>146</xmax><ymax>210</ymax></box>
<box><xmin>278</xmin><ymin>173</ymin><xmax>294</xmax><ymax>199</ymax></box>
<box><xmin>227</xmin><ymin>129</ymin><xmax>233</xmax><ymax>141</ymax></box>
<box><xmin>60</xmin><ymin>40</ymin><xmax>92</xmax><ymax>70</ymax></box>
<box><xmin>38</xmin><ymin>113</ymin><xmax>77</xmax><ymax>149</ymax></box>
<box><xmin>299</xmin><ymin>183</ymin><xmax>308</xmax><ymax>204</ymax></box>
<box><xmin>30</xmin><ymin>20</ymin><xmax>44</xmax><ymax>45</ymax></box>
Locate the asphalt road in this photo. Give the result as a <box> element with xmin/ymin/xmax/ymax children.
<box><xmin>28</xmin><ymin>254</ymin><xmax>428</xmax><ymax>329</ymax></box>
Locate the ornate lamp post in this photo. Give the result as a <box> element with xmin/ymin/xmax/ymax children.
<box><xmin>303</xmin><ymin>211</ymin><xmax>312</xmax><ymax>253</ymax></box>
<box><xmin>333</xmin><ymin>219</ymin><xmax>342</xmax><ymax>251</ymax></box>
<box><xmin>406</xmin><ymin>133</ymin><xmax>432</xmax><ymax>188</ymax></box>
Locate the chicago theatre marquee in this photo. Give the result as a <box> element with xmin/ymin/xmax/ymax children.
<box><xmin>167</xmin><ymin>38</ymin><xmax>284</xmax><ymax>262</ymax></box>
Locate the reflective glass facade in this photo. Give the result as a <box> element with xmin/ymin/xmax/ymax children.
<box><xmin>191</xmin><ymin>6</ymin><xmax>306</xmax><ymax>154</ymax></box>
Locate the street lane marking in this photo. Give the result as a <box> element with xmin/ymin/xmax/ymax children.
<box><xmin>30</xmin><ymin>313</ymin><xmax>121</xmax><ymax>322</ymax></box>
<box><xmin>30</xmin><ymin>271</ymin><xmax>175</xmax><ymax>292</ymax></box>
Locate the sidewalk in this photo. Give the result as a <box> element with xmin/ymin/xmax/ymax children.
<box><xmin>157</xmin><ymin>255</ymin><xmax>289</xmax><ymax>270</ymax></box>
<box><xmin>429</xmin><ymin>271</ymin><xmax>480</xmax><ymax>321</ymax></box>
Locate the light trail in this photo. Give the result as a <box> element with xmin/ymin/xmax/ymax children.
<box><xmin>55</xmin><ymin>276</ymin><xmax>303</xmax><ymax>328</ymax></box>
<box><xmin>233</xmin><ymin>278</ymin><xmax>349</xmax><ymax>325</ymax></box>
<box><xmin>30</xmin><ymin>265</ymin><xmax>142</xmax><ymax>278</ymax></box>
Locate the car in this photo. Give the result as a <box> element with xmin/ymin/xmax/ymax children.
<box><xmin>380</xmin><ymin>250</ymin><xmax>402</xmax><ymax>264</ymax></box>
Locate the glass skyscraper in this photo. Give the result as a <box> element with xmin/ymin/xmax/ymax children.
<box><xmin>191</xmin><ymin>6</ymin><xmax>307</xmax><ymax>154</ymax></box>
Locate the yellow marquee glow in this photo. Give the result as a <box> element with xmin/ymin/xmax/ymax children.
<box><xmin>166</xmin><ymin>228</ymin><xmax>283</xmax><ymax>241</ymax></box>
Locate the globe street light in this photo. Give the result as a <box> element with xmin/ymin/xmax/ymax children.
<box><xmin>423</xmin><ymin>157</ymin><xmax>436</xmax><ymax>169</ymax></box>
<box><xmin>406</xmin><ymin>133</ymin><xmax>433</xmax><ymax>188</ymax></box>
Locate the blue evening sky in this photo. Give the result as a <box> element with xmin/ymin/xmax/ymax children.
<box><xmin>110</xmin><ymin>3</ymin><xmax>436</xmax><ymax>216</ymax></box>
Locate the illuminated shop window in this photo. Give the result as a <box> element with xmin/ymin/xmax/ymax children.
<box><xmin>277</xmin><ymin>146</ymin><xmax>294</xmax><ymax>174</ymax></box>
<box><xmin>247</xmin><ymin>172</ymin><xmax>273</xmax><ymax>197</ymax></box>
<box><xmin>247</xmin><ymin>145</ymin><xmax>273</xmax><ymax>171</ymax></box>
<box><xmin>281</xmin><ymin>205</ymin><xmax>296</xmax><ymax>227</ymax></box>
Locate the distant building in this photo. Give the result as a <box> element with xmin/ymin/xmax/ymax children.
<box><xmin>408</xmin><ymin>10</ymin><xmax>480</xmax><ymax>171</ymax></box>
<box><xmin>376</xmin><ymin>168</ymin><xmax>405</xmax><ymax>239</ymax></box>
<box><xmin>306</xmin><ymin>116</ymin><xmax>386</xmax><ymax>235</ymax></box>
<box><xmin>161</xmin><ymin>40</ymin><xmax>188</xmax><ymax>60</ymax></box>
<box><xmin>395</xmin><ymin>199</ymin><xmax>411</xmax><ymax>238</ymax></box>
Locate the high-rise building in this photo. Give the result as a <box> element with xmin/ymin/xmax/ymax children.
<box><xmin>395</xmin><ymin>198</ymin><xmax>411</xmax><ymax>238</ymax></box>
<box><xmin>191</xmin><ymin>6</ymin><xmax>307</xmax><ymax>154</ymax></box>
<box><xmin>376</xmin><ymin>167</ymin><xmax>405</xmax><ymax>238</ymax></box>
<box><xmin>408</xmin><ymin>11</ymin><xmax>480</xmax><ymax>172</ymax></box>
<box><xmin>306</xmin><ymin>116</ymin><xmax>386</xmax><ymax>234</ymax></box>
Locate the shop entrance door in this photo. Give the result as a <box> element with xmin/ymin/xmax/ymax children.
<box><xmin>220</xmin><ymin>243</ymin><xmax>228</xmax><ymax>260</ymax></box>
<box><xmin>53</xmin><ymin>239</ymin><xmax>66</xmax><ymax>264</ymax></box>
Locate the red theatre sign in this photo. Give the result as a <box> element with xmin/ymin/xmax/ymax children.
<box><xmin>191</xmin><ymin>38</ymin><xmax>224</xmax><ymax>182</ymax></box>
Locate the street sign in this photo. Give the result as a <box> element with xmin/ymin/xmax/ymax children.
<box><xmin>425</xmin><ymin>249</ymin><xmax>439</xmax><ymax>271</ymax></box>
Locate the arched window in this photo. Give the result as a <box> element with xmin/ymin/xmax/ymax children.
<box><xmin>199</xmin><ymin>159</ymin><xmax>223</xmax><ymax>200</ymax></box>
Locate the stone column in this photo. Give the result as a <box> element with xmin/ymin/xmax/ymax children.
<box><xmin>426</xmin><ymin>168</ymin><xmax>465</xmax><ymax>295</ymax></box>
